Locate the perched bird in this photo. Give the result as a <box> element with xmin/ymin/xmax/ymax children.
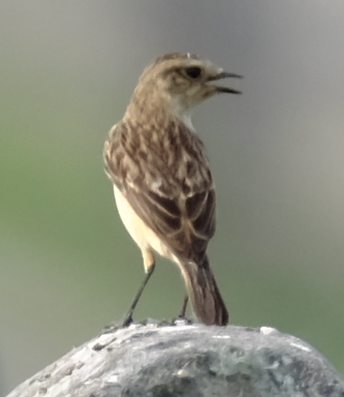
<box><xmin>104</xmin><ymin>52</ymin><xmax>241</xmax><ymax>326</ymax></box>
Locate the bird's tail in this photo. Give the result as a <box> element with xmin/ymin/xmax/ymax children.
<box><xmin>179</xmin><ymin>257</ymin><xmax>228</xmax><ymax>325</ymax></box>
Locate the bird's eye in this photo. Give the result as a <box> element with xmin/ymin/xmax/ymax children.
<box><xmin>185</xmin><ymin>67</ymin><xmax>202</xmax><ymax>79</ymax></box>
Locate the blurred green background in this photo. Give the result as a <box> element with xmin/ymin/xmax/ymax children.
<box><xmin>1</xmin><ymin>1</ymin><xmax>344</xmax><ymax>395</ymax></box>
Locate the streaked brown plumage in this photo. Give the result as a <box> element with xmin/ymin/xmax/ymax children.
<box><xmin>104</xmin><ymin>52</ymin><xmax>241</xmax><ymax>325</ymax></box>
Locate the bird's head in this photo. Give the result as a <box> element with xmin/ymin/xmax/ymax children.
<box><xmin>126</xmin><ymin>53</ymin><xmax>242</xmax><ymax>126</ymax></box>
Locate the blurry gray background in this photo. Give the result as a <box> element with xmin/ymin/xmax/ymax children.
<box><xmin>1</xmin><ymin>1</ymin><xmax>344</xmax><ymax>394</ymax></box>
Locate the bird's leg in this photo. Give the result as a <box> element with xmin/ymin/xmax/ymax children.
<box><xmin>122</xmin><ymin>265</ymin><xmax>155</xmax><ymax>326</ymax></box>
<box><xmin>122</xmin><ymin>252</ymin><xmax>155</xmax><ymax>327</ymax></box>
<box><xmin>178</xmin><ymin>295</ymin><xmax>189</xmax><ymax>319</ymax></box>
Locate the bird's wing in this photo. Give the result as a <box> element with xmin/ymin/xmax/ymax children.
<box><xmin>104</xmin><ymin>120</ymin><xmax>216</xmax><ymax>264</ymax></box>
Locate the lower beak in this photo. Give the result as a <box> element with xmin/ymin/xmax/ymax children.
<box><xmin>209</xmin><ymin>71</ymin><xmax>242</xmax><ymax>94</ymax></box>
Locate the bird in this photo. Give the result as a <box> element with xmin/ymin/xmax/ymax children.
<box><xmin>103</xmin><ymin>52</ymin><xmax>241</xmax><ymax>326</ymax></box>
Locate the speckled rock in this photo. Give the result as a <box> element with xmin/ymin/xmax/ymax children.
<box><xmin>6</xmin><ymin>321</ymin><xmax>344</xmax><ymax>397</ymax></box>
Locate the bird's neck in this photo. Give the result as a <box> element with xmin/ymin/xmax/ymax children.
<box><xmin>124</xmin><ymin>92</ymin><xmax>195</xmax><ymax>132</ymax></box>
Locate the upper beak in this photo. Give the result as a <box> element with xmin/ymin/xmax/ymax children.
<box><xmin>208</xmin><ymin>71</ymin><xmax>243</xmax><ymax>94</ymax></box>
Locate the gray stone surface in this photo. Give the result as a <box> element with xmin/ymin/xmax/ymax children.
<box><xmin>6</xmin><ymin>321</ymin><xmax>344</xmax><ymax>397</ymax></box>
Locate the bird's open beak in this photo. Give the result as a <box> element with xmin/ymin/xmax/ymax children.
<box><xmin>208</xmin><ymin>71</ymin><xmax>242</xmax><ymax>94</ymax></box>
